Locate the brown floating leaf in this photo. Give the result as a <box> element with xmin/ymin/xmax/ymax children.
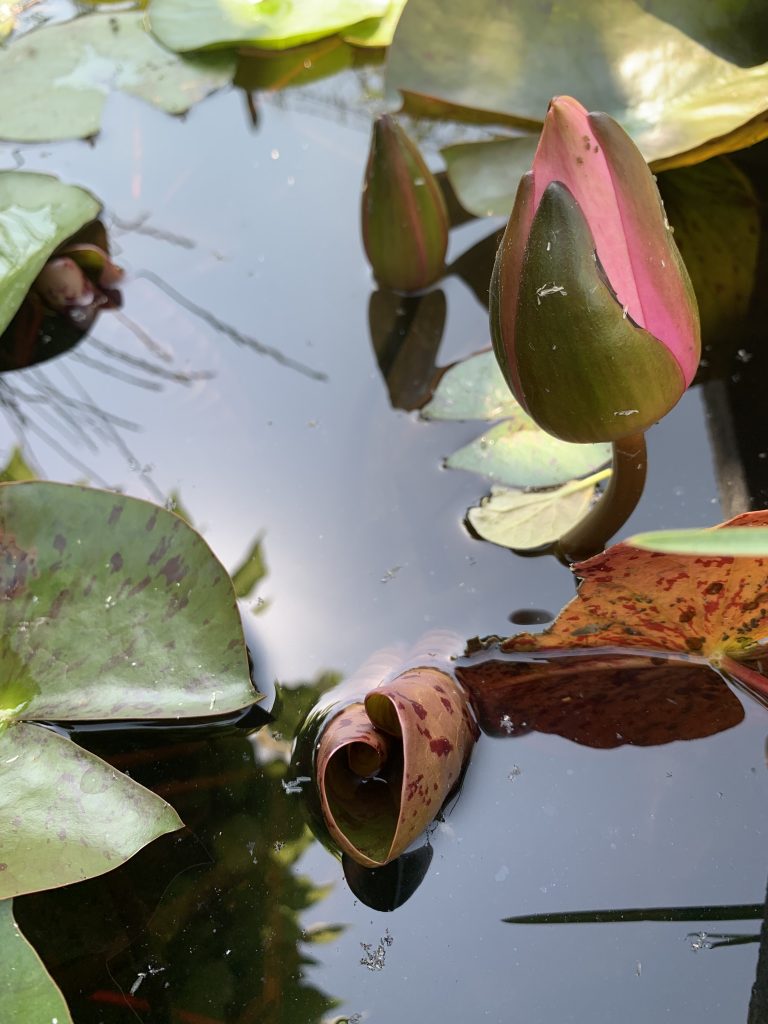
<box><xmin>314</xmin><ymin>641</ymin><xmax>478</xmax><ymax>868</ymax></box>
<box><xmin>504</xmin><ymin>510</ymin><xmax>768</xmax><ymax>664</ymax></box>
<box><xmin>456</xmin><ymin>651</ymin><xmax>743</xmax><ymax>748</ymax></box>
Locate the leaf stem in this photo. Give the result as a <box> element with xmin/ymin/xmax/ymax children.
<box><xmin>554</xmin><ymin>431</ymin><xmax>647</xmax><ymax>563</ymax></box>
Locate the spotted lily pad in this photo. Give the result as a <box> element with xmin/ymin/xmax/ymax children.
<box><xmin>148</xmin><ymin>0</ymin><xmax>390</xmax><ymax>53</ymax></box>
<box><xmin>0</xmin><ymin>481</ymin><xmax>261</xmax><ymax>898</ymax></box>
<box><xmin>0</xmin><ymin>13</ymin><xmax>235</xmax><ymax>142</ymax></box>
<box><xmin>387</xmin><ymin>0</ymin><xmax>768</xmax><ymax>190</ymax></box>
<box><xmin>0</xmin><ymin>172</ymin><xmax>100</xmax><ymax>336</ymax></box>
<box><xmin>0</xmin><ymin>899</ymin><xmax>72</xmax><ymax>1022</ymax></box>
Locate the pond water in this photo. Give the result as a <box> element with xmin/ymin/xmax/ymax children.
<box><xmin>3</xmin><ymin>22</ymin><xmax>768</xmax><ymax>1024</ymax></box>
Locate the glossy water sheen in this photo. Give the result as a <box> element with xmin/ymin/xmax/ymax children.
<box><xmin>2</xmin><ymin>30</ymin><xmax>766</xmax><ymax>1024</ymax></box>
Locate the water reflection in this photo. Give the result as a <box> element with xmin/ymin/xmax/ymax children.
<box><xmin>15</xmin><ymin>675</ymin><xmax>343</xmax><ymax>1024</ymax></box>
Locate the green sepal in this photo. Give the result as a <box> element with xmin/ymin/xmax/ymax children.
<box><xmin>515</xmin><ymin>182</ymin><xmax>685</xmax><ymax>443</ymax></box>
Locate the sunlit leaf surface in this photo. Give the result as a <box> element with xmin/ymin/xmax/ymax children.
<box><xmin>504</xmin><ymin>511</ymin><xmax>768</xmax><ymax>667</ymax></box>
<box><xmin>421</xmin><ymin>350</ymin><xmax>529</xmax><ymax>423</ymax></box>
<box><xmin>343</xmin><ymin>0</ymin><xmax>408</xmax><ymax>46</ymax></box>
<box><xmin>0</xmin><ymin>172</ymin><xmax>100</xmax><ymax>335</ymax></box>
<box><xmin>387</xmin><ymin>0</ymin><xmax>768</xmax><ymax>169</ymax></box>
<box><xmin>628</xmin><ymin>525</ymin><xmax>768</xmax><ymax>557</ymax></box>
<box><xmin>148</xmin><ymin>0</ymin><xmax>390</xmax><ymax>53</ymax></box>
<box><xmin>467</xmin><ymin>475</ymin><xmax>605</xmax><ymax>550</ymax></box>
<box><xmin>0</xmin><ymin>899</ymin><xmax>72</xmax><ymax>1021</ymax></box>
<box><xmin>0</xmin><ymin>13</ymin><xmax>235</xmax><ymax>141</ymax></box>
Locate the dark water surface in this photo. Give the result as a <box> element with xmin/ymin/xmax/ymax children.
<box><xmin>3</xmin><ymin>45</ymin><xmax>766</xmax><ymax>1024</ymax></box>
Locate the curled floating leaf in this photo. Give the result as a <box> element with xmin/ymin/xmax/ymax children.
<box><xmin>293</xmin><ymin>635</ymin><xmax>478</xmax><ymax>868</ymax></box>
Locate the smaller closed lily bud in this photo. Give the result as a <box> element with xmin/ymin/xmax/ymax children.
<box><xmin>362</xmin><ymin>114</ymin><xmax>449</xmax><ymax>292</ymax></box>
<box><xmin>490</xmin><ymin>96</ymin><xmax>700</xmax><ymax>444</ymax></box>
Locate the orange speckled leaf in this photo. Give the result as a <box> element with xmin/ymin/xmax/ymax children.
<box><xmin>316</xmin><ymin>666</ymin><xmax>478</xmax><ymax>868</ymax></box>
<box><xmin>503</xmin><ymin>511</ymin><xmax>768</xmax><ymax>664</ymax></box>
<box><xmin>456</xmin><ymin>651</ymin><xmax>743</xmax><ymax>748</ymax></box>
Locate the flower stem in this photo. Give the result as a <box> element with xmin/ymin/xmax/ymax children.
<box><xmin>555</xmin><ymin>432</ymin><xmax>647</xmax><ymax>563</ymax></box>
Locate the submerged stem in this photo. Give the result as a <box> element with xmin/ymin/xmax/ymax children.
<box><xmin>555</xmin><ymin>431</ymin><xmax>647</xmax><ymax>563</ymax></box>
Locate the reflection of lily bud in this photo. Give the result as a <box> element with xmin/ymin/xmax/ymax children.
<box><xmin>362</xmin><ymin>115</ymin><xmax>449</xmax><ymax>292</ymax></box>
<box><xmin>490</xmin><ymin>96</ymin><xmax>700</xmax><ymax>443</ymax></box>
<box><xmin>291</xmin><ymin>633</ymin><xmax>478</xmax><ymax>870</ymax></box>
<box><xmin>368</xmin><ymin>288</ymin><xmax>446</xmax><ymax>411</ymax></box>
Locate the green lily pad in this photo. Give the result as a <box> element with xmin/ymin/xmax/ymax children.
<box><xmin>0</xmin><ymin>723</ymin><xmax>182</xmax><ymax>898</ymax></box>
<box><xmin>0</xmin><ymin>482</ymin><xmax>259</xmax><ymax>720</ymax></box>
<box><xmin>0</xmin><ymin>899</ymin><xmax>72</xmax><ymax>1021</ymax></box>
<box><xmin>467</xmin><ymin>473</ymin><xmax>608</xmax><ymax>550</ymax></box>
<box><xmin>421</xmin><ymin>350</ymin><xmax>530</xmax><ymax>422</ymax></box>
<box><xmin>0</xmin><ymin>481</ymin><xmax>260</xmax><ymax>898</ymax></box>
<box><xmin>447</xmin><ymin>422</ymin><xmax>611</xmax><ymax>488</ymax></box>
<box><xmin>627</xmin><ymin>526</ymin><xmax>768</xmax><ymax>556</ymax></box>
<box><xmin>344</xmin><ymin>0</ymin><xmax>409</xmax><ymax>46</ymax></box>
<box><xmin>442</xmin><ymin>136</ymin><xmax>539</xmax><ymax>218</ymax></box>
<box><xmin>0</xmin><ymin>13</ymin><xmax>235</xmax><ymax>142</ymax></box>
<box><xmin>148</xmin><ymin>0</ymin><xmax>389</xmax><ymax>53</ymax></box>
<box><xmin>657</xmin><ymin>158</ymin><xmax>760</xmax><ymax>342</ymax></box>
<box><xmin>0</xmin><ymin>172</ymin><xmax>100</xmax><ymax>336</ymax></box>
<box><xmin>387</xmin><ymin>0</ymin><xmax>768</xmax><ymax>171</ymax></box>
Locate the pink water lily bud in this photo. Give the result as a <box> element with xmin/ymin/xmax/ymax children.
<box><xmin>490</xmin><ymin>96</ymin><xmax>700</xmax><ymax>444</ymax></box>
<box><xmin>362</xmin><ymin>114</ymin><xmax>449</xmax><ymax>292</ymax></box>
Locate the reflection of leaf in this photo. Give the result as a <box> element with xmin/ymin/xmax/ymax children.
<box><xmin>0</xmin><ymin>447</ymin><xmax>35</xmax><ymax>483</ymax></box>
<box><xmin>387</xmin><ymin>0</ymin><xmax>768</xmax><ymax>169</ymax></box>
<box><xmin>234</xmin><ymin>37</ymin><xmax>353</xmax><ymax>93</ymax></box>
<box><xmin>231</xmin><ymin>534</ymin><xmax>268</xmax><ymax>598</ymax></box>
<box><xmin>456</xmin><ymin>651</ymin><xmax>743</xmax><ymax>747</ymax></box>
<box><xmin>658</xmin><ymin>159</ymin><xmax>760</xmax><ymax>344</ymax></box>
<box><xmin>148</xmin><ymin>0</ymin><xmax>390</xmax><ymax>53</ymax></box>
<box><xmin>448</xmin><ymin>422</ymin><xmax>611</xmax><ymax>488</ymax></box>
<box><xmin>0</xmin><ymin>899</ymin><xmax>72</xmax><ymax>1023</ymax></box>
<box><xmin>0</xmin><ymin>481</ymin><xmax>261</xmax><ymax>898</ymax></box>
<box><xmin>0</xmin><ymin>172</ymin><xmax>100</xmax><ymax>335</ymax></box>
<box><xmin>466</xmin><ymin>474</ymin><xmax>607</xmax><ymax>551</ymax></box>
<box><xmin>0</xmin><ymin>13</ymin><xmax>234</xmax><ymax>142</ymax></box>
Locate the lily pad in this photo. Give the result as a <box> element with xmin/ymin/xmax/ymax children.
<box><xmin>0</xmin><ymin>481</ymin><xmax>261</xmax><ymax>897</ymax></box>
<box><xmin>0</xmin><ymin>13</ymin><xmax>235</xmax><ymax>142</ymax></box>
<box><xmin>148</xmin><ymin>0</ymin><xmax>390</xmax><ymax>53</ymax></box>
<box><xmin>343</xmin><ymin>0</ymin><xmax>409</xmax><ymax>46</ymax></box>
<box><xmin>467</xmin><ymin>473</ymin><xmax>608</xmax><ymax>550</ymax></box>
<box><xmin>657</xmin><ymin>158</ymin><xmax>760</xmax><ymax>342</ymax></box>
<box><xmin>0</xmin><ymin>482</ymin><xmax>258</xmax><ymax>720</ymax></box>
<box><xmin>387</xmin><ymin>0</ymin><xmax>768</xmax><ymax>175</ymax></box>
<box><xmin>448</xmin><ymin>422</ymin><xmax>611</xmax><ymax>488</ymax></box>
<box><xmin>627</xmin><ymin>525</ymin><xmax>768</xmax><ymax>556</ymax></box>
<box><xmin>441</xmin><ymin>136</ymin><xmax>539</xmax><ymax>218</ymax></box>
<box><xmin>0</xmin><ymin>899</ymin><xmax>72</xmax><ymax>1022</ymax></box>
<box><xmin>421</xmin><ymin>350</ymin><xmax>529</xmax><ymax>422</ymax></box>
<box><xmin>0</xmin><ymin>172</ymin><xmax>100</xmax><ymax>336</ymax></box>
<box><xmin>0</xmin><ymin>723</ymin><xmax>182</xmax><ymax>898</ymax></box>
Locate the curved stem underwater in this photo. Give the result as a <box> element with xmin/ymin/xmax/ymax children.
<box><xmin>555</xmin><ymin>431</ymin><xmax>647</xmax><ymax>563</ymax></box>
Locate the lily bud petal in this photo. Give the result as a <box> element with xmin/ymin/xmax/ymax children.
<box><xmin>490</xmin><ymin>96</ymin><xmax>700</xmax><ymax>443</ymax></box>
<box><xmin>362</xmin><ymin>114</ymin><xmax>448</xmax><ymax>292</ymax></box>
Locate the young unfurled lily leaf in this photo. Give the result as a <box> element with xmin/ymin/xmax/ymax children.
<box><xmin>0</xmin><ymin>481</ymin><xmax>261</xmax><ymax>898</ymax></box>
<box><xmin>0</xmin><ymin>899</ymin><xmax>72</xmax><ymax>1023</ymax></box>
<box><xmin>293</xmin><ymin>637</ymin><xmax>478</xmax><ymax>868</ymax></box>
<box><xmin>499</xmin><ymin>509</ymin><xmax>768</xmax><ymax>705</ymax></box>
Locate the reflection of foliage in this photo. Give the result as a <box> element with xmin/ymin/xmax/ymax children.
<box><xmin>15</xmin><ymin>675</ymin><xmax>343</xmax><ymax>1024</ymax></box>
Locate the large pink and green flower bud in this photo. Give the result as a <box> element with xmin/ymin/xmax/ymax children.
<box><xmin>490</xmin><ymin>96</ymin><xmax>700</xmax><ymax>444</ymax></box>
<box><xmin>362</xmin><ymin>114</ymin><xmax>449</xmax><ymax>293</ymax></box>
